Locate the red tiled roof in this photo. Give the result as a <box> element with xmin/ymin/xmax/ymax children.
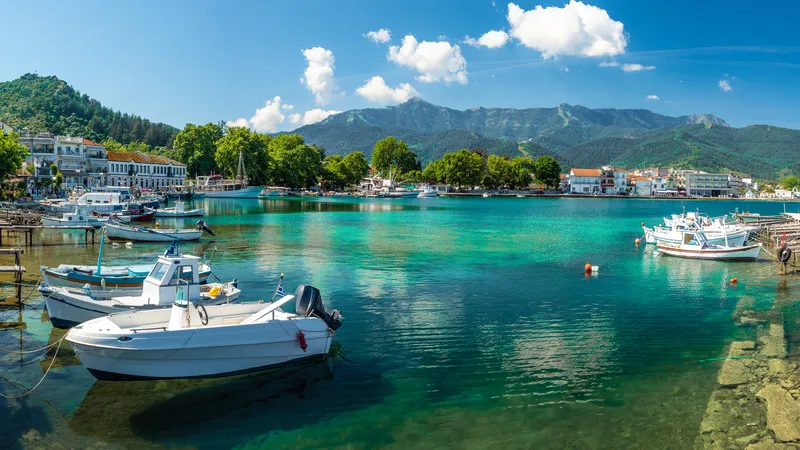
<box><xmin>107</xmin><ymin>151</ymin><xmax>186</xmax><ymax>166</ymax></box>
<box><xmin>571</xmin><ymin>168</ymin><xmax>601</xmax><ymax>177</ymax></box>
<box><xmin>83</xmin><ymin>138</ymin><xmax>105</xmax><ymax>147</ymax></box>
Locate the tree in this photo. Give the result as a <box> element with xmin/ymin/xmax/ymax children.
<box><xmin>268</xmin><ymin>134</ymin><xmax>322</xmax><ymax>188</ymax></box>
<box><xmin>215</xmin><ymin>127</ymin><xmax>272</xmax><ymax>186</ymax></box>
<box><xmin>173</xmin><ymin>123</ymin><xmax>224</xmax><ymax>176</ymax></box>
<box><xmin>782</xmin><ymin>176</ymin><xmax>800</xmax><ymax>190</ymax></box>
<box><xmin>441</xmin><ymin>149</ymin><xmax>485</xmax><ymax>189</ymax></box>
<box><xmin>54</xmin><ymin>172</ymin><xmax>63</xmax><ymax>190</ymax></box>
<box><xmin>509</xmin><ymin>156</ymin><xmax>535</xmax><ymax>189</ymax></box>
<box><xmin>533</xmin><ymin>155</ymin><xmax>561</xmax><ymax>189</ymax></box>
<box><xmin>422</xmin><ymin>159</ymin><xmax>444</xmax><ymax>182</ymax></box>
<box><xmin>321</xmin><ymin>155</ymin><xmax>346</xmax><ymax>190</ymax></box>
<box><xmin>0</xmin><ymin>131</ymin><xmax>28</xmax><ymax>184</ymax></box>
<box><xmin>341</xmin><ymin>152</ymin><xmax>369</xmax><ymax>186</ymax></box>
<box><xmin>484</xmin><ymin>155</ymin><xmax>512</xmax><ymax>189</ymax></box>
<box><xmin>371</xmin><ymin>136</ymin><xmax>420</xmax><ymax>176</ymax></box>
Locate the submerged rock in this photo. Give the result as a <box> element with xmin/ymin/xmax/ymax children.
<box><xmin>719</xmin><ymin>359</ymin><xmax>751</xmax><ymax>387</ymax></box>
<box><xmin>731</xmin><ymin>341</ymin><xmax>757</xmax><ymax>356</ymax></box>
<box><xmin>757</xmin><ymin>384</ymin><xmax>800</xmax><ymax>442</ymax></box>
<box><xmin>761</xmin><ymin>336</ymin><xmax>787</xmax><ymax>359</ymax></box>
<box><xmin>770</xmin><ymin>360</ymin><xmax>790</xmax><ymax>375</ymax></box>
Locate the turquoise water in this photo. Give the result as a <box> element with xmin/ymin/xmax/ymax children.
<box><xmin>0</xmin><ymin>197</ymin><xmax>794</xmax><ymax>449</ymax></box>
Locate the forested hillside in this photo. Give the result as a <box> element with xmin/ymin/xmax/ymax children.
<box><xmin>0</xmin><ymin>74</ymin><xmax>177</xmax><ymax>148</ymax></box>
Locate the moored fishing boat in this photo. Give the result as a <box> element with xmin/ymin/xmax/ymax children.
<box><xmin>65</xmin><ymin>283</ymin><xmax>341</xmax><ymax>380</ymax></box>
<box><xmin>41</xmin><ymin>245</ymin><xmax>238</xmax><ymax>328</ymax></box>
<box><xmin>42</xmin><ymin>262</ymin><xmax>212</xmax><ymax>293</ymax></box>
<box><xmin>43</xmin><ymin>210</ymin><xmax>107</xmax><ymax>227</ymax></box>
<box><xmin>150</xmin><ymin>200</ymin><xmax>203</xmax><ymax>218</ymax></box>
<box><xmin>643</xmin><ymin>221</ymin><xmax>749</xmax><ymax>247</ymax></box>
<box><xmin>104</xmin><ymin>220</ymin><xmax>213</xmax><ymax>242</ymax></box>
<box><xmin>656</xmin><ymin>231</ymin><xmax>762</xmax><ymax>260</ymax></box>
<box><xmin>195</xmin><ymin>151</ymin><xmax>263</xmax><ymax>198</ymax></box>
<box><xmin>416</xmin><ymin>184</ymin><xmax>439</xmax><ymax>198</ymax></box>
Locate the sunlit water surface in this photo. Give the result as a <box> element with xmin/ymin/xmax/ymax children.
<box><xmin>1</xmin><ymin>197</ymin><xmax>795</xmax><ymax>449</ymax></box>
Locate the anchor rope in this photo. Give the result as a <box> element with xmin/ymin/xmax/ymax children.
<box><xmin>0</xmin><ymin>335</ymin><xmax>65</xmax><ymax>399</ymax></box>
<box><xmin>0</xmin><ymin>336</ymin><xmax>63</xmax><ymax>354</ymax></box>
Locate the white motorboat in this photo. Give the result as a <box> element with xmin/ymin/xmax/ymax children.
<box><xmin>416</xmin><ymin>184</ymin><xmax>439</xmax><ymax>198</ymax></box>
<box><xmin>41</xmin><ymin>246</ymin><xmax>238</xmax><ymax>328</ymax></box>
<box><xmin>104</xmin><ymin>221</ymin><xmax>212</xmax><ymax>242</ymax></box>
<box><xmin>259</xmin><ymin>186</ymin><xmax>292</xmax><ymax>197</ymax></box>
<box><xmin>643</xmin><ymin>221</ymin><xmax>749</xmax><ymax>247</ymax></box>
<box><xmin>656</xmin><ymin>231</ymin><xmax>762</xmax><ymax>261</ymax></box>
<box><xmin>42</xmin><ymin>210</ymin><xmax>107</xmax><ymax>227</ymax></box>
<box><xmin>150</xmin><ymin>200</ymin><xmax>204</xmax><ymax>218</ymax></box>
<box><xmin>65</xmin><ymin>284</ymin><xmax>342</xmax><ymax>380</ymax></box>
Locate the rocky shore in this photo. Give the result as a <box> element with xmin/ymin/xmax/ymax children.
<box><xmin>696</xmin><ymin>296</ymin><xmax>800</xmax><ymax>449</ymax></box>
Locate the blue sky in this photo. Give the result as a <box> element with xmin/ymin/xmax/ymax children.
<box><xmin>2</xmin><ymin>0</ymin><xmax>799</xmax><ymax>130</ymax></box>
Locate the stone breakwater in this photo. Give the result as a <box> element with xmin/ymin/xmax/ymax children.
<box><xmin>696</xmin><ymin>296</ymin><xmax>800</xmax><ymax>449</ymax></box>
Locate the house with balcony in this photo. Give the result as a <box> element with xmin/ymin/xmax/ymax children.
<box><xmin>685</xmin><ymin>172</ymin><xmax>732</xmax><ymax>197</ymax></box>
<box><xmin>107</xmin><ymin>151</ymin><xmax>186</xmax><ymax>189</ymax></box>
<box><xmin>83</xmin><ymin>138</ymin><xmax>108</xmax><ymax>188</ymax></box>
<box><xmin>613</xmin><ymin>168</ymin><xmax>627</xmax><ymax>194</ymax></box>
<box><xmin>55</xmin><ymin>136</ymin><xmax>87</xmax><ymax>188</ymax></box>
<box><xmin>569</xmin><ymin>168</ymin><xmax>601</xmax><ymax>194</ymax></box>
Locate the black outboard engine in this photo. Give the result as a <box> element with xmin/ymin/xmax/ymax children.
<box><xmin>295</xmin><ymin>285</ymin><xmax>342</xmax><ymax>330</ymax></box>
<box><xmin>195</xmin><ymin>219</ymin><xmax>215</xmax><ymax>236</ymax></box>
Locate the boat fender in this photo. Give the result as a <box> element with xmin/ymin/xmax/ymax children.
<box><xmin>778</xmin><ymin>246</ymin><xmax>792</xmax><ymax>263</ymax></box>
<box><xmin>297</xmin><ymin>331</ymin><xmax>308</xmax><ymax>352</ymax></box>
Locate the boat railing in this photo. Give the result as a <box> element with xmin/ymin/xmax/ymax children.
<box><xmin>131</xmin><ymin>326</ymin><xmax>168</xmax><ymax>333</ymax></box>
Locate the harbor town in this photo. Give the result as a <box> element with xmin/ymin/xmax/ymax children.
<box><xmin>3</xmin><ymin>1</ymin><xmax>800</xmax><ymax>449</ymax></box>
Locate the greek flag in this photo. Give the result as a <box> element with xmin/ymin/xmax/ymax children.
<box><xmin>272</xmin><ymin>274</ymin><xmax>286</xmax><ymax>301</ymax></box>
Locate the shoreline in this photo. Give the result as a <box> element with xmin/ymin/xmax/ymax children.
<box><xmin>439</xmin><ymin>192</ymin><xmax>798</xmax><ymax>201</ymax></box>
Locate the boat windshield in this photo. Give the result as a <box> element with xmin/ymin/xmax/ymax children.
<box><xmin>147</xmin><ymin>262</ymin><xmax>170</xmax><ymax>283</ymax></box>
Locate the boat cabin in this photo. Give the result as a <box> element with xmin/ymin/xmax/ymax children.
<box><xmin>681</xmin><ymin>231</ymin><xmax>710</xmax><ymax>247</ymax></box>
<box><xmin>142</xmin><ymin>253</ymin><xmax>202</xmax><ymax>305</ymax></box>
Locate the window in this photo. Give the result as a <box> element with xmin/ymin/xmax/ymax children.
<box><xmin>147</xmin><ymin>262</ymin><xmax>170</xmax><ymax>283</ymax></box>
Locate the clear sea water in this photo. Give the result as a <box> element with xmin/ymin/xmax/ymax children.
<box><xmin>0</xmin><ymin>197</ymin><xmax>795</xmax><ymax>449</ymax></box>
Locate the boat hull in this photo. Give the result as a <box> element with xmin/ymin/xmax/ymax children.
<box><xmin>153</xmin><ymin>208</ymin><xmax>204</xmax><ymax>218</ymax></box>
<box><xmin>656</xmin><ymin>243</ymin><xmax>762</xmax><ymax>260</ymax></box>
<box><xmin>105</xmin><ymin>223</ymin><xmax>203</xmax><ymax>242</ymax></box>
<box><xmin>42</xmin><ymin>217</ymin><xmax>106</xmax><ymax>227</ymax></box>
<box><xmin>644</xmin><ymin>228</ymin><xmax>749</xmax><ymax>246</ymax></box>
<box><xmin>197</xmin><ymin>186</ymin><xmax>263</xmax><ymax>198</ymax></box>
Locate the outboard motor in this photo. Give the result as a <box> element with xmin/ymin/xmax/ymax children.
<box><xmin>295</xmin><ymin>285</ymin><xmax>342</xmax><ymax>330</ymax></box>
<box><xmin>195</xmin><ymin>219</ymin><xmax>215</xmax><ymax>236</ymax></box>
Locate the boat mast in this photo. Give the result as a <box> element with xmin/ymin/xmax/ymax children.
<box><xmin>236</xmin><ymin>151</ymin><xmax>247</xmax><ymax>186</ymax></box>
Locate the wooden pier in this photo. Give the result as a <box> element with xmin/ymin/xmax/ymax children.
<box><xmin>0</xmin><ymin>247</ymin><xmax>25</xmax><ymax>299</ymax></box>
<box><xmin>0</xmin><ymin>225</ymin><xmax>96</xmax><ymax>246</ymax></box>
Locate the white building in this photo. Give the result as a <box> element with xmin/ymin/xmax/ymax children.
<box><xmin>613</xmin><ymin>168</ymin><xmax>627</xmax><ymax>194</ymax></box>
<box><xmin>634</xmin><ymin>178</ymin><xmax>651</xmax><ymax>196</ymax></box>
<box><xmin>651</xmin><ymin>177</ymin><xmax>669</xmax><ymax>195</ymax></box>
<box><xmin>55</xmin><ymin>136</ymin><xmax>87</xmax><ymax>189</ymax></box>
<box><xmin>569</xmin><ymin>168</ymin><xmax>601</xmax><ymax>194</ymax></box>
<box><xmin>107</xmin><ymin>151</ymin><xmax>186</xmax><ymax>189</ymax></box>
<box><xmin>685</xmin><ymin>172</ymin><xmax>732</xmax><ymax>197</ymax></box>
<box><xmin>83</xmin><ymin>139</ymin><xmax>108</xmax><ymax>189</ymax></box>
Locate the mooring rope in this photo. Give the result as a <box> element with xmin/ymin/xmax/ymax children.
<box><xmin>0</xmin><ymin>335</ymin><xmax>65</xmax><ymax>399</ymax></box>
<box><xmin>0</xmin><ymin>335</ymin><xmax>64</xmax><ymax>354</ymax></box>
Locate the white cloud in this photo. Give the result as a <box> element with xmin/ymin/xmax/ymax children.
<box><xmin>365</xmin><ymin>28</ymin><xmax>391</xmax><ymax>44</ymax></box>
<box><xmin>646</xmin><ymin>94</ymin><xmax>659</xmax><ymax>100</ymax></box>
<box><xmin>301</xmin><ymin>47</ymin><xmax>338</xmax><ymax>105</ymax></box>
<box><xmin>226</xmin><ymin>96</ymin><xmax>287</xmax><ymax>133</ymax></box>
<box><xmin>464</xmin><ymin>30</ymin><xmax>510</xmax><ymax>48</ymax></box>
<box><xmin>719</xmin><ymin>79</ymin><xmax>733</xmax><ymax>92</ymax></box>
<box><xmin>281</xmin><ymin>104</ymin><xmax>294</xmax><ymax>110</ymax></box>
<box><xmin>598</xmin><ymin>61</ymin><xmax>619</xmax><ymax>67</ymax></box>
<box><xmin>621</xmin><ymin>63</ymin><xmax>655</xmax><ymax>72</ymax></box>
<box><xmin>288</xmin><ymin>109</ymin><xmax>341</xmax><ymax>126</ymax></box>
<box><xmin>388</xmin><ymin>35</ymin><xmax>468</xmax><ymax>84</ymax></box>
<box><xmin>506</xmin><ymin>1</ymin><xmax>627</xmax><ymax>59</ymax></box>
<box><xmin>356</xmin><ymin>76</ymin><xmax>419</xmax><ymax>104</ymax></box>
<box><xmin>560</xmin><ymin>65</ymin><xmax>570</xmax><ymax>72</ymax></box>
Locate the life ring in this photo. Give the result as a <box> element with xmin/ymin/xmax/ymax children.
<box><xmin>195</xmin><ymin>303</ymin><xmax>209</xmax><ymax>325</ymax></box>
<box><xmin>778</xmin><ymin>246</ymin><xmax>792</xmax><ymax>263</ymax></box>
<box><xmin>68</xmin><ymin>216</ymin><xmax>72</xmax><ymax>221</ymax></box>
<box><xmin>79</xmin><ymin>216</ymin><xmax>84</xmax><ymax>221</ymax></box>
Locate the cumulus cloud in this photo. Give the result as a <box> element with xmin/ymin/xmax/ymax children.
<box><xmin>365</xmin><ymin>28</ymin><xmax>391</xmax><ymax>44</ymax></box>
<box><xmin>598</xmin><ymin>61</ymin><xmax>619</xmax><ymax>67</ymax></box>
<box><xmin>281</xmin><ymin>104</ymin><xmax>294</xmax><ymax>110</ymax></box>
<box><xmin>388</xmin><ymin>35</ymin><xmax>468</xmax><ymax>84</ymax></box>
<box><xmin>621</xmin><ymin>63</ymin><xmax>655</xmax><ymax>72</ymax></box>
<box><xmin>288</xmin><ymin>109</ymin><xmax>341</xmax><ymax>126</ymax></box>
<box><xmin>301</xmin><ymin>47</ymin><xmax>338</xmax><ymax>105</ymax></box>
<box><xmin>464</xmin><ymin>30</ymin><xmax>510</xmax><ymax>48</ymax></box>
<box><xmin>356</xmin><ymin>76</ymin><xmax>419</xmax><ymax>104</ymax></box>
<box><xmin>506</xmin><ymin>1</ymin><xmax>627</xmax><ymax>59</ymax></box>
<box><xmin>226</xmin><ymin>96</ymin><xmax>287</xmax><ymax>133</ymax></box>
<box><xmin>719</xmin><ymin>79</ymin><xmax>733</xmax><ymax>92</ymax></box>
<box><xmin>646</xmin><ymin>94</ymin><xmax>659</xmax><ymax>100</ymax></box>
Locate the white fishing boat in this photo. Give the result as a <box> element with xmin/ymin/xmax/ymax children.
<box><xmin>104</xmin><ymin>220</ymin><xmax>213</xmax><ymax>242</ymax></box>
<box><xmin>150</xmin><ymin>200</ymin><xmax>203</xmax><ymax>218</ymax></box>
<box><xmin>656</xmin><ymin>232</ymin><xmax>762</xmax><ymax>261</ymax></box>
<box><xmin>42</xmin><ymin>209</ymin><xmax>108</xmax><ymax>227</ymax></box>
<box><xmin>643</xmin><ymin>221</ymin><xmax>749</xmax><ymax>247</ymax></box>
<box><xmin>259</xmin><ymin>186</ymin><xmax>292</xmax><ymax>197</ymax></box>
<box><xmin>41</xmin><ymin>245</ymin><xmax>239</xmax><ymax>328</ymax></box>
<box><xmin>195</xmin><ymin>151</ymin><xmax>263</xmax><ymax>198</ymax></box>
<box><xmin>65</xmin><ymin>284</ymin><xmax>342</xmax><ymax>380</ymax></box>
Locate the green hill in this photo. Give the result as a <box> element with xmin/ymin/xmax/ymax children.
<box><xmin>0</xmin><ymin>73</ymin><xmax>178</xmax><ymax>148</ymax></box>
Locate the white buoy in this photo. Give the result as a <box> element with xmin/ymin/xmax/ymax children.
<box><xmin>591</xmin><ymin>265</ymin><xmax>599</xmax><ymax>272</ymax></box>
<box><xmin>125</xmin><ymin>242</ymin><xmax>133</xmax><ymax>248</ymax></box>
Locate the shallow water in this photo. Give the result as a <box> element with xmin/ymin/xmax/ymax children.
<box><xmin>0</xmin><ymin>197</ymin><xmax>795</xmax><ymax>449</ymax></box>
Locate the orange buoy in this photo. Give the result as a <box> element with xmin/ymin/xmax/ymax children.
<box><xmin>585</xmin><ymin>263</ymin><xmax>592</xmax><ymax>272</ymax></box>
<box><xmin>730</xmin><ymin>277</ymin><xmax>738</xmax><ymax>284</ymax></box>
<box><xmin>641</xmin><ymin>222</ymin><xmax>645</xmax><ymax>227</ymax></box>
<box><xmin>635</xmin><ymin>238</ymin><xmax>641</xmax><ymax>245</ymax></box>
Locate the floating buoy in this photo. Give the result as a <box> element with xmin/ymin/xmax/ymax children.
<box><xmin>641</xmin><ymin>222</ymin><xmax>645</xmax><ymax>227</ymax></box>
<box><xmin>585</xmin><ymin>263</ymin><xmax>592</xmax><ymax>273</ymax></box>
<box><xmin>155</xmin><ymin>221</ymin><xmax>160</xmax><ymax>229</ymax></box>
<box><xmin>635</xmin><ymin>238</ymin><xmax>641</xmax><ymax>245</ymax></box>
<box><xmin>125</xmin><ymin>242</ymin><xmax>133</xmax><ymax>248</ymax></box>
<box><xmin>730</xmin><ymin>277</ymin><xmax>738</xmax><ymax>284</ymax></box>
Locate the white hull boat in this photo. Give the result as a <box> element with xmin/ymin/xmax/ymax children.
<box><xmin>150</xmin><ymin>200</ymin><xmax>204</xmax><ymax>218</ymax></box>
<box><xmin>41</xmin><ymin>263</ymin><xmax>212</xmax><ymax>293</ymax></box>
<box><xmin>416</xmin><ymin>185</ymin><xmax>439</xmax><ymax>198</ymax></box>
<box><xmin>66</xmin><ymin>285</ymin><xmax>342</xmax><ymax>380</ymax></box>
<box><xmin>105</xmin><ymin>222</ymin><xmax>206</xmax><ymax>242</ymax></box>
<box><xmin>42</xmin><ymin>248</ymin><xmax>237</xmax><ymax>328</ymax></box>
<box><xmin>644</xmin><ymin>227</ymin><xmax>749</xmax><ymax>247</ymax></box>
<box><xmin>657</xmin><ymin>242</ymin><xmax>762</xmax><ymax>260</ymax></box>
<box><xmin>43</xmin><ymin>210</ymin><xmax>107</xmax><ymax>227</ymax></box>
<box><xmin>200</xmin><ymin>186</ymin><xmax>263</xmax><ymax>198</ymax></box>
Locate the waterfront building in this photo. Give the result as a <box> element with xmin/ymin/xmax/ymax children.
<box><xmin>107</xmin><ymin>151</ymin><xmax>186</xmax><ymax>188</ymax></box>
<box><xmin>728</xmin><ymin>174</ymin><xmax>743</xmax><ymax>194</ymax></box>
<box><xmin>83</xmin><ymin>139</ymin><xmax>108</xmax><ymax>189</ymax></box>
<box><xmin>633</xmin><ymin>177</ymin><xmax>651</xmax><ymax>196</ymax></box>
<box><xmin>685</xmin><ymin>172</ymin><xmax>732</xmax><ymax>197</ymax></box>
<box><xmin>569</xmin><ymin>168</ymin><xmax>601</xmax><ymax>194</ymax></box>
<box><xmin>651</xmin><ymin>177</ymin><xmax>669</xmax><ymax>195</ymax></box>
<box><xmin>559</xmin><ymin>173</ymin><xmax>569</xmax><ymax>191</ymax></box>
<box><xmin>55</xmin><ymin>136</ymin><xmax>88</xmax><ymax>189</ymax></box>
<box><xmin>613</xmin><ymin>168</ymin><xmax>627</xmax><ymax>194</ymax></box>
<box><xmin>600</xmin><ymin>166</ymin><xmax>615</xmax><ymax>194</ymax></box>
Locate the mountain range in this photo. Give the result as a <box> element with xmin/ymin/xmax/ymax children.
<box><xmin>1</xmin><ymin>74</ymin><xmax>798</xmax><ymax>180</ymax></box>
